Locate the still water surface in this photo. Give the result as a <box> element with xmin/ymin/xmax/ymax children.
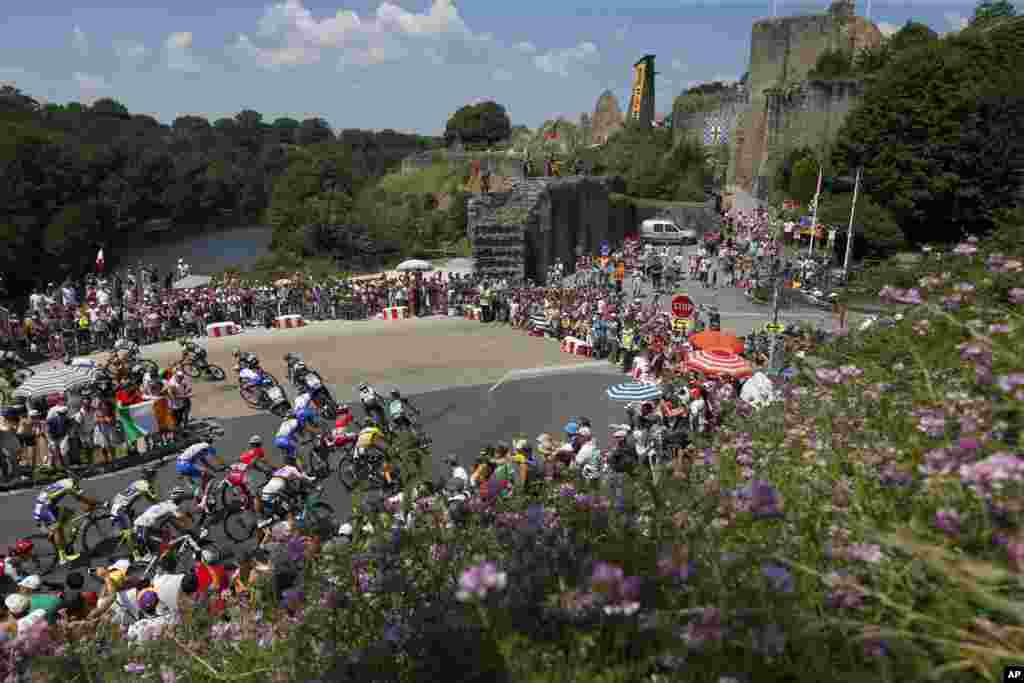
<box><xmin>113</xmin><ymin>225</ymin><xmax>274</xmax><ymax>276</ymax></box>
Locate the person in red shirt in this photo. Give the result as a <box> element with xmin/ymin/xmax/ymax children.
<box><xmin>334</xmin><ymin>405</ymin><xmax>354</xmax><ymax>431</ymax></box>
<box><xmin>115</xmin><ymin>382</ymin><xmax>144</xmax><ymax>406</ymax></box>
<box><xmin>231</xmin><ymin>435</ymin><xmax>277</xmax><ymax>513</ymax></box>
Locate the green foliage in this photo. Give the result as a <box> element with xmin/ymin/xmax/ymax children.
<box><xmin>0</xmin><ymin>83</ymin><xmax>442</xmax><ymax>293</ymax></box>
<box><xmin>833</xmin><ymin>25</ymin><xmax>1024</xmax><ymax>243</ymax></box>
<box><xmin>444</xmin><ymin>100</ymin><xmax>511</xmax><ymax>147</ymax></box>
<box><xmin>789</xmin><ymin>158</ymin><xmax>821</xmax><ymax>205</ymax></box>
<box><xmin>594</xmin><ymin>125</ymin><xmax>707</xmax><ymax>201</ymax></box>
<box><xmin>808</xmin><ymin>48</ymin><xmax>854</xmax><ymax>80</ymax></box>
<box><xmin>816</xmin><ymin>191</ymin><xmax>906</xmax><ymax>254</ymax></box>
<box><xmin>771</xmin><ymin>146</ymin><xmax>816</xmax><ymax>202</ymax></box>
<box><xmin>973</xmin><ymin>0</ymin><xmax>1017</xmax><ymax>24</ymax></box>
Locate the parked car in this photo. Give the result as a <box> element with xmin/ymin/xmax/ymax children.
<box><xmin>639</xmin><ymin>218</ymin><xmax>698</xmax><ymax>245</ymax></box>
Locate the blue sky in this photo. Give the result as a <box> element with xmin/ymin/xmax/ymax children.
<box><xmin>0</xmin><ymin>0</ymin><xmax>1007</xmax><ymax>134</ymax></box>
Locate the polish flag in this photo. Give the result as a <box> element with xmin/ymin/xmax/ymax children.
<box><xmin>96</xmin><ymin>249</ymin><xmax>105</xmax><ymax>273</ymax></box>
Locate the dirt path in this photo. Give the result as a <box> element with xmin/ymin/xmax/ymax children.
<box><xmin>76</xmin><ymin>318</ymin><xmax>597</xmax><ymax>419</ymax></box>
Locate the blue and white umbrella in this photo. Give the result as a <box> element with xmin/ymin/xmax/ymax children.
<box><xmin>606</xmin><ymin>382</ymin><xmax>663</xmax><ymax>402</ymax></box>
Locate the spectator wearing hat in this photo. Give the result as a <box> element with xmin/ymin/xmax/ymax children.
<box><xmin>125</xmin><ymin>588</ymin><xmax>173</xmax><ymax>642</ymax></box>
<box><xmin>3</xmin><ymin>593</ymin><xmax>46</xmax><ymax>637</ymax></box>
<box><xmin>17</xmin><ymin>574</ymin><xmax>62</xmax><ymax>625</ymax></box>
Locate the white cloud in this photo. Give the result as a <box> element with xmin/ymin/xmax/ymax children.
<box><xmin>165</xmin><ymin>32</ymin><xmax>201</xmax><ymax>72</ymax></box>
<box><xmin>943</xmin><ymin>12</ymin><xmax>968</xmax><ymax>32</ymax></box>
<box><xmin>72</xmin><ymin>26</ymin><xmax>89</xmax><ymax>56</ymax></box>
<box><xmin>237</xmin><ymin>0</ymin><xmax>479</xmax><ymax>69</ymax></box>
<box><xmin>614</xmin><ymin>25</ymin><xmax>628</xmax><ymax>41</ymax></box>
<box><xmin>113</xmin><ymin>40</ymin><xmax>148</xmax><ymax>61</ymax></box>
<box><xmin>533</xmin><ymin>42</ymin><xmax>599</xmax><ymax>77</ymax></box>
<box><xmin>514</xmin><ymin>41</ymin><xmax>536</xmax><ymax>53</ymax></box>
<box><xmin>73</xmin><ymin>72</ymin><xmax>110</xmax><ymax>102</ymax></box>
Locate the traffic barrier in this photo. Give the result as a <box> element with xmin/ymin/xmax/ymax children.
<box><xmin>206</xmin><ymin>322</ymin><xmax>241</xmax><ymax>338</ymax></box>
<box><xmin>560</xmin><ymin>336</ymin><xmax>591</xmax><ymax>357</ymax></box>
<box><xmin>377</xmin><ymin>306</ymin><xmax>410</xmax><ymax>321</ymax></box>
<box><xmin>464</xmin><ymin>306</ymin><xmax>481</xmax><ymax>321</ymax></box>
<box><xmin>273</xmin><ymin>315</ymin><xmax>307</xmax><ymax>329</ymax></box>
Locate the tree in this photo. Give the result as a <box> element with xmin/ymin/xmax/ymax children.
<box><xmin>973</xmin><ymin>0</ymin><xmax>1017</xmax><ymax>24</ymax></box>
<box><xmin>297</xmin><ymin>118</ymin><xmax>333</xmax><ymax>146</ymax></box>
<box><xmin>833</xmin><ymin>27</ymin><xmax>1024</xmax><ymax>243</ymax></box>
<box><xmin>443</xmin><ymin>101</ymin><xmax>511</xmax><ymax>147</ymax></box>
<box><xmin>271</xmin><ymin>117</ymin><xmax>300</xmax><ymax>145</ymax></box>
<box><xmin>90</xmin><ymin>98</ymin><xmax>130</xmax><ymax>117</ymax></box>
<box><xmin>789</xmin><ymin>158</ymin><xmax>821</xmax><ymax>205</ymax></box>
<box><xmin>816</xmin><ymin>192</ymin><xmax>906</xmax><ymax>255</ymax></box>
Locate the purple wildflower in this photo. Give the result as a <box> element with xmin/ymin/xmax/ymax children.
<box><xmin>124</xmin><ymin>663</ymin><xmax>147</xmax><ymax>674</ymax></box>
<box><xmin>761</xmin><ymin>563</ymin><xmax>795</xmax><ymax>594</ymax></box>
<box><xmin>1009</xmin><ymin>288</ymin><xmax>1024</xmax><ymax>305</ymax></box>
<box><xmin>455</xmin><ymin>561</ymin><xmax>507</xmax><ymax>602</ymax></box>
<box><xmin>685</xmin><ymin>608</ymin><xmax>725</xmax><ymax>649</ymax></box>
<box><xmin>736</xmin><ymin>480</ymin><xmax>785</xmax><ymax>519</ymax></box>
<box><xmin>935</xmin><ymin>508</ymin><xmax>961</xmax><ymax>536</ymax></box>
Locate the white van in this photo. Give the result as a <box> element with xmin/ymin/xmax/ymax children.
<box><xmin>639</xmin><ymin>218</ymin><xmax>698</xmax><ymax>245</ymax></box>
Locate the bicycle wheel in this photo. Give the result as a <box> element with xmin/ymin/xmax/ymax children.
<box><xmin>336</xmin><ymin>455</ymin><xmax>362</xmax><ymax>492</ymax></box>
<box><xmin>205</xmin><ymin>365</ymin><xmax>226</xmax><ymax>381</ymax></box>
<box><xmin>21</xmin><ymin>534</ymin><xmax>59</xmax><ymax>576</ymax></box>
<box><xmin>183</xmin><ymin>362</ymin><xmax>202</xmax><ymax>379</ymax></box>
<box><xmin>223</xmin><ymin>508</ymin><xmax>258</xmax><ymax>543</ymax></box>
<box><xmin>82</xmin><ymin>516</ymin><xmax>120</xmax><ymax>558</ymax></box>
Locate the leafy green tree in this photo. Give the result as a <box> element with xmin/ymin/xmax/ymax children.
<box><xmin>789</xmin><ymin>158</ymin><xmax>821</xmax><ymax>205</ymax></box>
<box><xmin>833</xmin><ymin>27</ymin><xmax>1024</xmax><ymax>243</ymax></box>
<box><xmin>816</xmin><ymin>192</ymin><xmax>906</xmax><ymax>255</ymax></box>
<box><xmin>90</xmin><ymin>98</ymin><xmax>130</xmax><ymax>117</ymax></box>
<box><xmin>973</xmin><ymin>0</ymin><xmax>1017</xmax><ymax>24</ymax></box>
<box><xmin>297</xmin><ymin>117</ymin><xmax>333</xmax><ymax>146</ymax></box>
<box><xmin>443</xmin><ymin>101</ymin><xmax>511</xmax><ymax>147</ymax></box>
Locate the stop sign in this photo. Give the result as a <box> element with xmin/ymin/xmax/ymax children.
<box><xmin>671</xmin><ymin>294</ymin><xmax>694</xmax><ymax>318</ymax></box>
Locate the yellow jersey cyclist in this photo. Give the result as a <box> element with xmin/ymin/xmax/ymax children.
<box><xmin>33</xmin><ymin>476</ymin><xmax>100</xmax><ymax>565</ymax></box>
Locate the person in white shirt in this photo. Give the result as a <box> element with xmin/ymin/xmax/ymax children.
<box><xmin>61</xmin><ymin>283</ymin><xmax>77</xmax><ymax>307</ymax></box>
<box><xmin>572</xmin><ymin>427</ymin><xmax>603</xmax><ymax>480</ymax></box>
<box><xmin>29</xmin><ymin>290</ymin><xmax>45</xmax><ymax>315</ymax></box>
<box><xmin>96</xmin><ymin>287</ymin><xmax>110</xmax><ymax>307</ymax></box>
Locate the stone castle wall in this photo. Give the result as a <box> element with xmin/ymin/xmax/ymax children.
<box><xmin>668</xmin><ymin>2</ymin><xmax>881</xmax><ymax>198</ymax></box>
<box><xmin>468</xmin><ymin>176</ymin><xmax>630</xmax><ymax>283</ymax></box>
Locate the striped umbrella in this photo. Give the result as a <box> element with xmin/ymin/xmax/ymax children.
<box><xmin>606</xmin><ymin>382</ymin><xmax>663</xmax><ymax>402</ymax></box>
<box><xmin>686</xmin><ymin>349</ymin><xmax>753</xmax><ymax>379</ymax></box>
<box><xmin>13</xmin><ymin>366</ymin><xmax>97</xmax><ymax>399</ymax></box>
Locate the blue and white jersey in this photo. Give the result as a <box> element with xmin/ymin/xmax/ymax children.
<box><xmin>276</xmin><ymin>418</ymin><xmax>302</xmax><ymax>441</ymax></box>
<box><xmin>176</xmin><ymin>442</ymin><xmax>212</xmax><ymax>466</ymax></box>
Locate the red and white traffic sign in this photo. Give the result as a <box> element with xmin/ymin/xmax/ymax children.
<box><xmin>671</xmin><ymin>294</ymin><xmax>694</xmax><ymax>319</ymax></box>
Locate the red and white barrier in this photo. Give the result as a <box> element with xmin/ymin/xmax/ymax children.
<box><xmin>273</xmin><ymin>314</ymin><xmax>307</xmax><ymax>329</ymax></box>
<box><xmin>464</xmin><ymin>306</ymin><xmax>481</xmax><ymax>321</ymax></box>
<box><xmin>377</xmin><ymin>306</ymin><xmax>409</xmax><ymax>321</ymax></box>
<box><xmin>560</xmin><ymin>336</ymin><xmax>592</xmax><ymax>357</ymax></box>
<box><xmin>206</xmin><ymin>322</ymin><xmax>241</xmax><ymax>338</ymax></box>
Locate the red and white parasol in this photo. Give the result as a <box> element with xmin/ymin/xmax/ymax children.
<box><xmin>685</xmin><ymin>349</ymin><xmax>753</xmax><ymax>379</ymax></box>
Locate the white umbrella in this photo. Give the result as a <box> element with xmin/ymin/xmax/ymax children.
<box><xmin>173</xmin><ymin>274</ymin><xmax>212</xmax><ymax>290</ymax></box>
<box><xmin>395</xmin><ymin>259</ymin><xmax>433</xmax><ymax>272</ymax></box>
<box><xmin>606</xmin><ymin>382</ymin><xmax>663</xmax><ymax>402</ymax></box>
<box><xmin>13</xmin><ymin>366</ymin><xmax>97</xmax><ymax>399</ymax></box>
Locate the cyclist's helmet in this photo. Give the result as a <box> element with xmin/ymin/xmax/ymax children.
<box><xmin>201</xmin><ymin>548</ymin><xmax>219</xmax><ymax>564</ymax></box>
<box><xmin>134</xmin><ymin>480</ymin><xmax>152</xmax><ymax>495</ymax></box>
<box><xmin>294</xmin><ymin>362</ymin><xmax>306</xmax><ymax>373</ymax></box>
<box><xmin>390</xmin><ymin>390</ymin><xmax>401</xmax><ymax>399</ymax></box>
<box><xmin>169</xmin><ymin>487</ymin><xmax>192</xmax><ymax>503</ymax></box>
<box><xmin>248</xmin><ymin>435</ymin><xmax>263</xmax><ymax>446</ymax></box>
<box><xmin>563</xmin><ymin>421</ymin><xmax>579</xmax><ymax>436</ymax></box>
<box><xmin>357</xmin><ymin>382</ymin><xmax>369</xmax><ymax>392</ymax></box>
<box><xmin>13</xmin><ymin>539</ymin><xmax>33</xmax><ymax>556</ymax></box>
<box><xmin>336</xmin><ymin>405</ymin><xmax>351</xmax><ymax>416</ymax></box>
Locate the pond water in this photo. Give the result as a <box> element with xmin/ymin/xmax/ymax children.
<box><xmin>112</xmin><ymin>225</ymin><xmax>274</xmax><ymax>277</ymax></box>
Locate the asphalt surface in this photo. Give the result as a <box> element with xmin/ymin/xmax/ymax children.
<box><xmin>0</xmin><ymin>368</ymin><xmax>627</xmax><ymax>575</ymax></box>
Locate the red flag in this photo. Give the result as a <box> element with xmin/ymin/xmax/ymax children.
<box><xmin>95</xmin><ymin>248</ymin><xmax>105</xmax><ymax>273</ymax></box>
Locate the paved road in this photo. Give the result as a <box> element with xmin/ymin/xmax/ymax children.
<box><xmin>0</xmin><ymin>368</ymin><xmax>627</xmax><ymax>573</ymax></box>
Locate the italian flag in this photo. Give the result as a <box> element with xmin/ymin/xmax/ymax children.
<box><xmin>117</xmin><ymin>399</ymin><xmax>175</xmax><ymax>441</ymax></box>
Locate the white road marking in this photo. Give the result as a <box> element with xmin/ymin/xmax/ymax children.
<box><xmin>489</xmin><ymin>361</ymin><xmax>615</xmax><ymax>393</ymax></box>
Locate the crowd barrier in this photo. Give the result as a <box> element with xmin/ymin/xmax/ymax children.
<box><xmin>378</xmin><ymin>307</ymin><xmax>410</xmax><ymax>321</ymax></box>
<box><xmin>560</xmin><ymin>336</ymin><xmax>592</xmax><ymax>357</ymax></box>
<box><xmin>273</xmin><ymin>315</ymin><xmax>307</xmax><ymax>329</ymax></box>
<box><xmin>206</xmin><ymin>322</ymin><xmax>241</xmax><ymax>338</ymax></box>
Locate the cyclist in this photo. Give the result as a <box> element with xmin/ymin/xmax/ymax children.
<box><xmin>273</xmin><ymin>406</ymin><xmax>322</xmax><ymax>462</ymax></box>
<box><xmin>293</xmin><ymin>390</ymin><xmax>321</xmax><ymax>418</ymax></box>
<box><xmin>334</xmin><ymin>405</ymin><xmax>355</xmax><ymax>431</ymax></box>
<box><xmin>386</xmin><ymin>389</ymin><xmax>419</xmax><ymax>432</ymax></box>
<box><xmin>355</xmin><ymin>418</ymin><xmax>396</xmax><ymax>488</ymax></box>
<box><xmin>357</xmin><ymin>382</ymin><xmax>387</xmax><ymax>427</ymax></box>
<box><xmin>110</xmin><ymin>465</ymin><xmax>161</xmax><ymax>532</ymax></box>
<box><xmin>230</xmin><ymin>435</ymin><xmax>277</xmax><ymax>514</ymax></box>
<box><xmin>132</xmin><ymin>487</ymin><xmax>193</xmax><ymax>563</ymax></box>
<box><xmin>174</xmin><ymin>442</ymin><xmax>224</xmax><ymax>512</ymax></box>
<box><xmin>257</xmin><ymin>453</ymin><xmax>317</xmax><ymax>544</ymax></box>
<box><xmin>232</xmin><ymin>348</ymin><xmax>260</xmax><ymax>370</ymax></box>
<box><xmin>32</xmin><ymin>476</ymin><xmax>100</xmax><ymax>565</ymax></box>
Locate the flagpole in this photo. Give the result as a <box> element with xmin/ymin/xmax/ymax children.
<box><xmin>808</xmin><ymin>165</ymin><xmax>822</xmax><ymax>256</ymax></box>
<box><xmin>842</xmin><ymin>166</ymin><xmax>862</xmax><ymax>281</ymax></box>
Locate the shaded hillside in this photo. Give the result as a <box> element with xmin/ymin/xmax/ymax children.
<box><xmin>0</xmin><ymin>84</ymin><xmax>442</xmax><ymax>294</ymax></box>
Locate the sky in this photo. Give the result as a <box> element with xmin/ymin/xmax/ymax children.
<box><xmin>0</xmin><ymin>0</ymin><xmax>1011</xmax><ymax>134</ymax></box>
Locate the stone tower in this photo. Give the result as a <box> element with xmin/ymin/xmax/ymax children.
<box><xmin>590</xmin><ymin>90</ymin><xmax>624</xmax><ymax>145</ymax></box>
